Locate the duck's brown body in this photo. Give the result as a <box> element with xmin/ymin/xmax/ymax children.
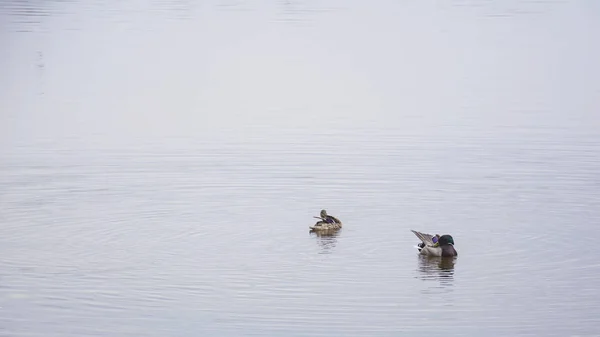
<box><xmin>309</xmin><ymin>220</ymin><xmax>342</xmax><ymax>231</ymax></box>
<box><xmin>309</xmin><ymin>210</ymin><xmax>342</xmax><ymax>232</ymax></box>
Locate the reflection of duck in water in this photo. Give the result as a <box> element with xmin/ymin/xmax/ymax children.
<box><xmin>417</xmin><ymin>255</ymin><xmax>456</xmax><ymax>281</ymax></box>
<box><xmin>411</xmin><ymin>230</ymin><xmax>457</xmax><ymax>257</ymax></box>
<box><xmin>310</xmin><ymin>229</ymin><xmax>339</xmax><ymax>254</ymax></box>
<box><xmin>309</xmin><ymin>209</ymin><xmax>342</xmax><ymax>232</ymax></box>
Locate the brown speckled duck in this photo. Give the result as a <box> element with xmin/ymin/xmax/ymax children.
<box><xmin>309</xmin><ymin>209</ymin><xmax>342</xmax><ymax>232</ymax></box>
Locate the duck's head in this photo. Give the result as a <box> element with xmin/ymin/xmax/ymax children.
<box><xmin>438</xmin><ymin>234</ymin><xmax>455</xmax><ymax>246</ymax></box>
<box><xmin>319</xmin><ymin>209</ymin><xmax>328</xmax><ymax>218</ymax></box>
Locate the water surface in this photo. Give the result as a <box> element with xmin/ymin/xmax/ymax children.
<box><xmin>1</xmin><ymin>1</ymin><xmax>600</xmax><ymax>336</ymax></box>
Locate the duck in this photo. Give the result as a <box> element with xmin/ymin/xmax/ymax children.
<box><xmin>411</xmin><ymin>229</ymin><xmax>457</xmax><ymax>257</ymax></box>
<box><xmin>309</xmin><ymin>209</ymin><xmax>342</xmax><ymax>232</ymax></box>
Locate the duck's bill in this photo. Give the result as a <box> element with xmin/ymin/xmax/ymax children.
<box><xmin>313</xmin><ymin>216</ymin><xmax>324</xmax><ymax>219</ymax></box>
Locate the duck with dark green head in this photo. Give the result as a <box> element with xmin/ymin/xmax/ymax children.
<box><xmin>309</xmin><ymin>209</ymin><xmax>342</xmax><ymax>231</ymax></box>
<box><xmin>411</xmin><ymin>230</ymin><xmax>457</xmax><ymax>257</ymax></box>
<box><xmin>437</xmin><ymin>234</ymin><xmax>457</xmax><ymax>257</ymax></box>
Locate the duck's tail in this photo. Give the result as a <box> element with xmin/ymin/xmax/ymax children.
<box><xmin>411</xmin><ymin>230</ymin><xmax>436</xmax><ymax>246</ymax></box>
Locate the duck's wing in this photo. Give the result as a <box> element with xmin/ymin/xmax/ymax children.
<box><xmin>411</xmin><ymin>230</ymin><xmax>436</xmax><ymax>246</ymax></box>
<box><xmin>419</xmin><ymin>245</ymin><xmax>442</xmax><ymax>257</ymax></box>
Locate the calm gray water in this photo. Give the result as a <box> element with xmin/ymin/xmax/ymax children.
<box><xmin>1</xmin><ymin>1</ymin><xmax>600</xmax><ymax>336</ymax></box>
